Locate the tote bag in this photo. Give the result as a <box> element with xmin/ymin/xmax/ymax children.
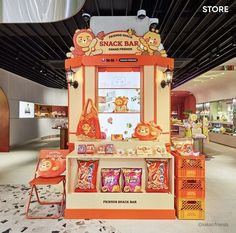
<box><xmin>76</xmin><ymin>98</ymin><xmax>101</xmax><ymax>139</ymax></box>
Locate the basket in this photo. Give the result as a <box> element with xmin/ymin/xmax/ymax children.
<box><xmin>175</xmin><ymin>178</ymin><xmax>205</xmax><ymax>199</ymax></box>
<box><xmin>176</xmin><ymin>198</ymin><xmax>205</xmax><ymax>220</ymax></box>
<box><xmin>175</xmin><ymin>154</ymin><xmax>205</xmax><ymax>178</ymax></box>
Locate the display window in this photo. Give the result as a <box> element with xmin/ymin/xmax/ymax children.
<box><xmin>97</xmin><ymin>69</ymin><xmax>141</xmax><ymax>139</ymax></box>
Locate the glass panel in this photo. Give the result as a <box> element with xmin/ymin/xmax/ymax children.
<box><xmin>99</xmin><ymin>113</ymin><xmax>140</xmax><ymax>139</ymax></box>
<box><xmin>98</xmin><ymin>72</ymin><xmax>140</xmax><ymax>88</ymax></box>
<box><xmin>98</xmin><ymin>89</ymin><xmax>140</xmax><ymax>113</ymax></box>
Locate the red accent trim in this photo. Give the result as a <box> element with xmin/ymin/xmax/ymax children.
<box><xmin>64</xmin><ymin>209</ymin><xmax>176</xmax><ymax>219</ymax></box>
<box><xmin>82</xmin><ymin>66</ymin><xmax>85</xmax><ymax>107</ymax></box>
<box><xmin>67</xmin><ymin>143</ymin><xmax>75</xmax><ymax>152</ymax></box>
<box><xmin>141</xmin><ymin>67</ymin><xmax>144</xmax><ymax>122</ymax></box>
<box><xmin>69</xmin><ymin>132</ymin><xmax>77</xmax><ymax>134</ymax></box>
<box><xmin>98</xmin><ymin>67</ymin><xmax>140</xmax><ymax>72</ymax></box>
<box><xmin>95</xmin><ymin>67</ymin><xmax>98</xmax><ymax>109</ymax></box>
<box><xmin>65</xmin><ymin>55</ymin><xmax>174</xmax><ymax>70</ymax></box>
<box><xmin>154</xmin><ymin>65</ymin><xmax>157</xmax><ymax>124</ymax></box>
<box><xmin>68</xmin><ymin>84</ymin><xmax>70</xmax><ymax>142</ymax></box>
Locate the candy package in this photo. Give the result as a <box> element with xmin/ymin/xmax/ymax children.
<box><xmin>146</xmin><ymin>160</ymin><xmax>169</xmax><ymax>192</ymax></box>
<box><xmin>97</xmin><ymin>145</ymin><xmax>106</xmax><ymax>154</ymax></box>
<box><xmin>77</xmin><ymin>144</ymin><xmax>87</xmax><ymax>154</ymax></box>
<box><xmin>75</xmin><ymin>160</ymin><xmax>99</xmax><ymax>192</ymax></box>
<box><xmin>101</xmin><ymin>168</ymin><xmax>121</xmax><ymax>192</ymax></box>
<box><xmin>86</xmin><ymin>144</ymin><xmax>95</xmax><ymax>154</ymax></box>
<box><xmin>105</xmin><ymin>144</ymin><xmax>115</xmax><ymax>154</ymax></box>
<box><xmin>122</xmin><ymin>168</ymin><xmax>142</xmax><ymax>193</ymax></box>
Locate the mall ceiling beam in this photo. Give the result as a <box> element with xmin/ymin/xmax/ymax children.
<box><xmin>94</xmin><ymin>0</ymin><xmax>101</xmax><ymax>16</ymax></box>
<box><xmin>151</xmin><ymin>0</ymin><xmax>159</xmax><ymax>18</ymax></box>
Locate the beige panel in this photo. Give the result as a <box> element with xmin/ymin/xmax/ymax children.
<box><xmin>143</xmin><ymin>66</ymin><xmax>154</xmax><ymax>122</ymax></box>
<box><xmin>69</xmin><ymin>67</ymin><xmax>83</xmax><ymax>139</ymax></box>
<box><xmin>67</xmin><ymin>192</ymin><xmax>174</xmax><ymax>209</ymax></box>
<box><xmin>156</xmin><ymin>67</ymin><xmax>170</xmax><ymax>143</ymax></box>
<box><xmin>85</xmin><ymin>66</ymin><xmax>96</xmax><ymax>101</ymax></box>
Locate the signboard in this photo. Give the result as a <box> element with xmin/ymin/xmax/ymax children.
<box><xmin>67</xmin><ymin>28</ymin><xmax>167</xmax><ymax>58</ymax></box>
<box><xmin>19</xmin><ymin>101</ymin><xmax>34</xmax><ymax>118</ymax></box>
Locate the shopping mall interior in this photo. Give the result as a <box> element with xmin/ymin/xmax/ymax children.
<box><xmin>0</xmin><ymin>1</ymin><xmax>236</xmax><ymax>233</ymax></box>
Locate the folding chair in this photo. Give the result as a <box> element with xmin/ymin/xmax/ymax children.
<box><xmin>26</xmin><ymin>149</ymin><xmax>69</xmax><ymax>219</ymax></box>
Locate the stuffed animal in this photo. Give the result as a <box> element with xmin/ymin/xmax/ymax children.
<box><xmin>113</xmin><ymin>96</ymin><xmax>129</xmax><ymax>112</ymax></box>
<box><xmin>132</xmin><ymin>121</ymin><xmax>162</xmax><ymax>141</ymax></box>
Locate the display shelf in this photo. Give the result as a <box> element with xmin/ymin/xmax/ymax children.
<box><xmin>210</xmin><ymin>121</ymin><xmax>233</xmax><ymax>125</ymax></box>
<box><xmin>67</xmin><ymin>152</ymin><xmax>172</xmax><ymax>159</ymax></box>
<box><xmin>209</xmin><ymin>132</ymin><xmax>236</xmax><ymax>148</ymax></box>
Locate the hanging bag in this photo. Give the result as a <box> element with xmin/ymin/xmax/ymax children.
<box><xmin>76</xmin><ymin>98</ymin><xmax>101</xmax><ymax>139</ymax></box>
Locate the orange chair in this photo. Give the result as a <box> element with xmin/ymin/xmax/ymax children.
<box><xmin>26</xmin><ymin>149</ymin><xmax>69</xmax><ymax>219</ymax></box>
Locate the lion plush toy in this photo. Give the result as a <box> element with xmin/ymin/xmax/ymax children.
<box><xmin>66</xmin><ymin>29</ymin><xmax>102</xmax><ymax>58</ymax></box>
<box><xmin>133</xmin><ymin>121</ymin><xmax>162</xmax><ymax>141</ymax></box>
<box><xmin>113</xmin><ymin>96</ymin><xmax>129</xmax><ymax>112</ymax></box>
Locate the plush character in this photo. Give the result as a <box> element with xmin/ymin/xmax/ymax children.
<box><xmin>38</xmin><ymin>158</ymin><xmax>65</xmax><ymax>178</ymax></box>
<box><xmin>132</xmin><ymin>121</ymin><xmax>162</xmax><ymax>141</ymax></box>
<box><xmin>66</xmin><ymin>29</ymin><xmax>102</xmax><ymax>58</ymax></box>
<box><xmin>136</xmin><ymin>28</ymin><xmax>167</xmax><ymax>56</ymax></box>
<box><xmin>113</xmin><ymin>96</ymin><xmax>129</xmax><ymax>112</ymax></box>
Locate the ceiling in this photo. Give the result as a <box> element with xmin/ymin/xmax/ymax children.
<box><xmin>174</xmin><ymin>57</ymin><xmax>236</xmax><ymax>103</ymax></box>
<box><xmin>0</xmin><ymin>0</ymin><xmax>236</xmax><ymax>89</ymax></box>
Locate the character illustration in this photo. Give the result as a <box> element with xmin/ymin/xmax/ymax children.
<box><xmin>113</xmin><ymin>96</ymin><xmax>129</xmax><ymax>112</ymax></box>
<box><xmin>136</xmin><ymin>28</ymin><xmax>167</xmax><ymax>56</ymax></box>
<box><xmin>38</xmin><ymin>158</ymin><xmax>65</xmax><ymax>177</ymax></box>
<box><xmin>66</xmin><ymin>29</ymin><xmax>102</xmax><ymax>58</ymax></box>
<box><xmin>132</xmin><ymin>121</ymin><xmax>162</xmax><ymax>141</ymax></box>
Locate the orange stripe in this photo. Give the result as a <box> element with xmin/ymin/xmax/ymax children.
<box><xmin>154</xmin><ymin>65</ymin><xmax>157</xmax><ymax>124</ymax></box>
<box><xmin>141</xmin><ymin>67</ymin><xmax>144</xmax><ymax>122</ymax></box>
<box><xmin>64</xmin><ymin>209</ymin><xmax>176</xmax><ymax>219</ymax></box>
<box><xmin>82</xmin><ymin>66</ymin><xmax>85</xmax><ymax>107</ymax></box>
<box><xmin>65</xmin><ymin>55</ymin><xmax>174</xmax><ymax>70</ymax></box>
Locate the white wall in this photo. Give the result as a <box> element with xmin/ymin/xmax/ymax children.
<box><xmin>0</xmin><ymin>68</ymin><xmax>68</xmax><ymax>146</ymax></box>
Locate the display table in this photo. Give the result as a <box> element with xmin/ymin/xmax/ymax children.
<box><xmin>64</xmin><ymin>140</ymin><xmax>175</xmax><ymax>219</ymax></box>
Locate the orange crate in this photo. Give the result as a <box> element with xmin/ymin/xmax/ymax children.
<box><xmin>176</xmin><ymin>198</ymin><xmax>205</xmax><ymax>220</ymax></box>
<box><xmin>175</xmin><ymin>178</ymin><xmax>205</xmax><ymax>199</ymax></box>
<box><xmin>175</xmin><ymin>155</ymin><xmax>205</xmax><ymax>178</ymax></box>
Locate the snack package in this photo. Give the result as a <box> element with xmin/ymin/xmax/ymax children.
<box><xmin>122</xmin><ymin>168</ymin><xmax>142</xmax><ymax>192</ymax></box>
<box><xmin>97</xmin><ymin>145</ymin><xmax>106</xmax><ymax>154</ymax></box>
<box><xmin>172</xmin><ymin>138</ymin><xmax>194</xmax><ymax>156</ymax></box>
<box><xmin>105</xmin><ymin>144</ymin><xmax>115</xmax><ymax>154</ymax></box>
<box><xmin>117</xmin><ymin>149</ymin><xmax>126</xmax><ymax>155</ymax></box>
<box><xmin>111</xmin><ymin>134</ymin><xmax>123</xmax><ymax>141</ymax></box>
<box><xmin>77</xmin><ymin>144</ymin><xmax>87</xmax><ymax>154</ymax></box>
<box><xmin>146</xmin><ymin>160</ymin><xmax>169</xmax><ymax>192</ymax></box>
<box><xmin>101</xmin><ymin>168</ymin><xmax>121</xmax><ymax>192</ymax></box>
<box><xmin>136</xmin><ymin>146</ymin><xmax>152</xmax><ymax>155</ymax></box>
<box><xmin>75</xmin><ymin>160</ymin><xmax>99</xmax><ymax>192</ymax></box>
<box><xmin>127</xmin><ymin>149</ymin><xmax>136</xmax><ymax>156</ymax></box>
<box><xmin>86</xmin><ymin>144</ymin><xmax>95</xmax><ymax>154</ymax></box>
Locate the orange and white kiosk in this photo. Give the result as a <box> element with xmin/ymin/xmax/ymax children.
<box><xmin>64</xmin><ymin>27</ymin><xmax>175</xmax><ymax>219</ymax></box>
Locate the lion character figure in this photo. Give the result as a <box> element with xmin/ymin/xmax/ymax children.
<box><xmin>113</xmin><ymin>96</ymin><xmax>128</xmax><ymax>112</ymax></box>
<box><xmin>67</xmin><ymin>29</ymin><xmax>102</xmax><ymax>58</ymax></box>
<box><xmin>132</xmin><ymin>122</ymin><xmax>162</xmax><ymax>141</ymax></box>
<box><xmin>136</xmin><ymin>29</ymin><xmax>167</xmax><ymax>56</ymax></box>
<box><xmin>38</xmin><ymin>159</ymin><xmax>60</xmax><ymax>177</ymax></box>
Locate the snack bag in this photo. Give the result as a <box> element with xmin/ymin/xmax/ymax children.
<box><xmin>105</xmin><ymin>144</ymin><xmax>115</xmax><ymax>154</ymax></box>
<box><xmin>146</xmin><ymin>160</ymin><xmax>169</xmax><ymax>192</ymax></box>
<box><xmin>122</xmin><ymin>168</ymin><xmax>142</xmax><ymax>193</ymax></box>
<box><xmin>77</xmin><ymin>144</ymin><xmax>87</xmax><ymax>154</ymax></box>
<box><xmin>75</xmin><ymin>160</ymin><xmax>99</xmax><ymax>192</ymax></box>
<box><xmin>86</xmin><ymin>144</ymin><xmax>95</xmax><ymax>154</ymax></box>
<box><xmin>101</xmin><ymin>168</ymin><xmax>121</xmax><ymax>192</ymax></box>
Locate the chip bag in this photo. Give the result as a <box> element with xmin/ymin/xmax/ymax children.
<box><xmin>146</xmin><ymin>160</ymin><xmax>169</xmax><ymax>192</ymax></box>
<box><xmin>122</xmin><ymin>168</ymin><xmax>142</xmax><ymax>193</ymax></box>
<box><xmin>75</xmin><ymin>160</ymin><xmax>99</xmax><ymax>192</ymax></box>
<box><xmin>101</xmin><ymin>168</ymin><xmax>121</xmax><ymax>192</ymax></box>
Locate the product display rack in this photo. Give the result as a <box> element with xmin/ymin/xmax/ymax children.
<box><xmin>65</xmin><ymin>140</ymin><xmax>175</xmax><ymax>219</ymax></box>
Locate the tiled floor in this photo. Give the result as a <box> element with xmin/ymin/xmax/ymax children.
<box><xmin>0</xmin><ymin>139</ymin><xmax>236</xmax><ymax>233</ymax></box>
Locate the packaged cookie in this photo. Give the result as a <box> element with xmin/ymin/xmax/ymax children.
<box><xmin>75</xmin><ymin>160</ymin><xmax>99</xmax><ymax>192</ymax></box>
<box><xmin>86</xmin><ymin>144</ymin><xmax>95</xmax><ymax>154</ymax></box>
<box><xmin>122</xmin><ymin>168</ymin><xmax>142</xmax><ymax>193</ymax></box>
<box><xmin>105</xmin><ymin>144</ymin><xmax>115</xmax><ymax>154</ymax></box>
<box><xmin>77</xmin><ymin>144</ymin><xmax>87</xmax><ymax>154</ymax></box>
<box><xmin>101</xmin><ymin>168</ymin><xmax>121</xmax><ymax>192</ymax></box>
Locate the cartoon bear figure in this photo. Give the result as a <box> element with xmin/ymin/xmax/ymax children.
<box><xmin>132</xmin><ymin>122</ymin><xmax>162</xmax><ymax>141</ymax></box>
<box><xmin>136</xmin><ymin>29</ymin><xmax>167</xmax><ymax>56</ymax></box>
<box><xmin>121</xmin><ymin>96</ymin><xmax>129</xmax><ymax>112</ymax></box>
<box><xmin>66</xmin><ymin>29</ymin><xmax>102</xmax><ymax>58</ymax></box>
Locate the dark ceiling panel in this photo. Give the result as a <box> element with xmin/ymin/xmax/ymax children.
<box><xmin>0</xmin><ymin>0</ymin><xmax>235</xmax><ymax>89</ymax></box>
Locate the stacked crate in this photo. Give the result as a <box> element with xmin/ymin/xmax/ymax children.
<box><xmin>174</xmin><ymin>152</ymin><xmax>205</xmax><ymax>219</ymax></box>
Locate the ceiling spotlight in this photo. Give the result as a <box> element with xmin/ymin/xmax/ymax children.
<box><xmin>137</xmin><ymin>9</ymin><xmax>146</xmax><ymax>19</ymax></box>
<box><xmin>233</xmin><ymin>35</ymin><xmax>236</xmax><ymax>47</ymax></box>
<box><xmin>82</xmin><ymin>12</ymin><xmax>91</xmax><ymax>28</ymax></box>
<box><xmin>216</xmin><ymin>46</ymin><xmax>220</xmax><ymax>57</ymax></box>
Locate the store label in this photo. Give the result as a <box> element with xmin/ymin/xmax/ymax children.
<box><xmin>103</xmin><ymin>200</ymin><xmax>137</xmax><ymax>204</ymax></box>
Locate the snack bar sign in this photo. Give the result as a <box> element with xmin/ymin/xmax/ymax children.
<box><xmin>66</xmin><ymin>28</ymin><xmax>167</xmax><ymax>57</ymax></box>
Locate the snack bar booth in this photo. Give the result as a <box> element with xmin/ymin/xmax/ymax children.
<box><xmin>64</xmin><ymin>27</ymin><xmax>176</xmax><ymax>219</ymax></box>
